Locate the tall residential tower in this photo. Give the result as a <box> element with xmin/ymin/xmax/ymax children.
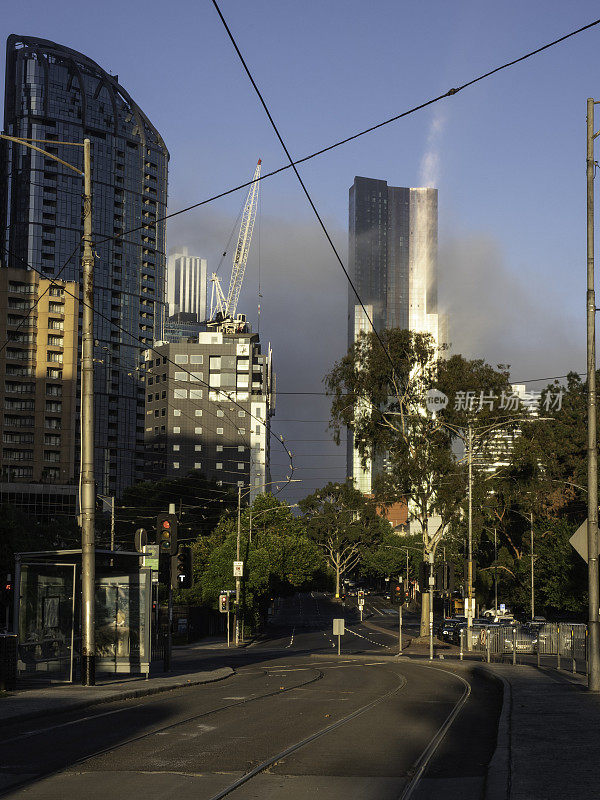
<box><xmin>348</xmin><ymin>176</ymin><xmax>440</xmax><ymax>492</ymax></box>
<box><xmin>0</xmin><ymin>35</ymin><xmax>169</xmax><ymax>500</ymax></box>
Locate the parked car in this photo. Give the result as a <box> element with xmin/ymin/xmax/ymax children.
<box><xmin>437</xmin><ymin>619</ymin><xmax>463</xmax><ymax>642</ymax></box>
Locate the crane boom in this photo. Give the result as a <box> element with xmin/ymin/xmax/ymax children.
<box><xmin>225</xmin><ymin>159</ymin><xmax>261</xmax><ymax>319</ymax></box>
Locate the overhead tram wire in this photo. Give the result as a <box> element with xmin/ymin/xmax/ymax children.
<box><xmin>80</xmin><ymin>17</ymin><xmax>600</xmax><ymax>259</ymax></box>
<box><xmin>0</xmin><ymin>244</ymin><xmax>296</xmax><ymax>490</ymax></box>
<box><xmin>211</xmin><ymin>4</ymin><xmax>600</xmax><ymax>390</ymax></box>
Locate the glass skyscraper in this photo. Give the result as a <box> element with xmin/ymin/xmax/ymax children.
<box><xmin>348</xmin><ymin>176</ymin><xmax>440</xmax><ymax>492</ymax></box>
<box><xmin>0</xmin><ymin>35</ymin><xmax>169</xmax><ymax>498</ymax></box>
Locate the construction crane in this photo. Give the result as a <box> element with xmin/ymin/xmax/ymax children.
<box><xmin>209</xmin><ymin>159</ymin><xmax>261</xmax><ymax>332</ymax></box>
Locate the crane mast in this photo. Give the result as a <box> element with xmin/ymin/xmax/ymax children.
<box><xmin>209</xmin><ymin>160</ymin><xmax>261</xmax><ymax>332</ymax></box>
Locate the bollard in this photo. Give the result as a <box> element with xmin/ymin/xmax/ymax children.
<box><xmin>460</xmin><ymin>628</ymin><xmax>464</xmax><ymax>661</ymax></box>
<box><xmin>537</xmin><ymin>635</ymin><xmax>541</xmax><ymax>668</ymax></box>
<box><xmin>572</xmin><ymin>626</ymin><xmax>576</xmax><ymax>674</ymax></box>
<box><xmin>512</xmin><ymin>626</ymin><xmax>517</xmax><ymax>666</ymax></box>
<box><xmin>557</xmin><ymin>624</ymin><xmax>561</xmax><ymax>670</ymax></box>
<box><xmin>486</xmin><ymin>627</ymin><xmax>491</xmax><ymax>663</ymax></box>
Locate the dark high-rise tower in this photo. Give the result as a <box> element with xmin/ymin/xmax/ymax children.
<box><xmin>0</xmin><ymin>35</ymin><xmax>169</xmax><ymax>499</ymax></box>
<box><xmin>348</xmin><ymin>176</ymin><xmax>440</xmax><ymax>492</ymax></box>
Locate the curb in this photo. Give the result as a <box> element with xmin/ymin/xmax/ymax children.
<box><xmin>309</xmin><ymin>652</ymin><xmax>402</xmax><ymax>662</ymax></box>
<box><xmin>1</xmin><ymin>666</ymin><xmax>234</xmax><ymax>726</ymax></box>
<box><xmin>478</xmin><ymin>666</ymin><xmax>512</xmax><ymax>800</ymax></box>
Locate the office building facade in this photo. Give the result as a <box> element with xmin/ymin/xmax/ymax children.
<box><xmin>347</xmin><ymin>176</ymin><xmax>440</xmax><ymax>492</ymax></box>
<box><xmin>144</xmin><ymin>330</ymin><xmax>274</xmax><ymax>498</ymax></box>
<box><xmin>0</xmin><ymin>35</ymin><xmax>169</xmax><ymax>498</ymax></box>
<box><xmin>167</xmin><ymin>248</ymin><xmax>207</xmax><ymax>321</ymax></box>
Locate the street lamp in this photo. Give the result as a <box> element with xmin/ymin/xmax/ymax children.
<box><xmin>235</xmin><ymin>479</ymin><xmax>301</xmax><ymax>645</ymax></box>
<box><xmin>0</xmin><ymin>133</ymin><xmax>96</xmax><ymax>686</ymax></box>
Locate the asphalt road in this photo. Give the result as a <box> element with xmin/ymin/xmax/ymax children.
<box><xmin>0</xmin><ymin>593</ymin><xmax>502</xmax><ymax>800</ymax></box>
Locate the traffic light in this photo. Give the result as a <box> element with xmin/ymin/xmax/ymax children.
<box><xmin>419</xmin><ymin>561</ymin><xmax>430</xmax><ymax>590</ymax></box>
<box><xmin>219</xmin><ymin>593</ymin><xmax>229</xmax><ymax>613</ymax></box>
<box><xmin>157</xmin><ymin>513</ymin><xmax>178</xmax><ymax>586</ymax></box>
<box><xmin>435</xmin><ymin>562</ymin><xmax>455</xmax><ymax>593</ymax></box>
<box><xmin>157</xmin><ymin>513</ymin><xmax>177</xmax><ymax>553</ymax></box>
<box><xmin>176</xmin><ymin>546</ymin><xmax>193</xmax><ymax>590</ymax></box>
<box><xmin>391</xmin><ymin>582</ymin><xmax>404</xmax><ymax>604</ymax></box>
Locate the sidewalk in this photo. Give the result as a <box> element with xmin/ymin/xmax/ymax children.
<box><xmin>484</xmin><ymin>663</ymin><xmax>600</xmax><ymax>800</ymax></box>
<box><xmin>0</xmin><ymin>640</ymin><xmax>235</xmax><ymax>726</ymax></box>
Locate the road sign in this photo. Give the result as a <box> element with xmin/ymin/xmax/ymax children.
<box><xmin>142</xmin><ymin>544</ymin><xmax>159</xmax><ymax>571</ymax></box>
<box><xmin>500</xmin><ymin>603</ymin><xmax>506</xmax><ymax>613</ymax></box>
<box><xmin>358</xmin><ymin>598</ymin><xmax>364</xmax><ymax>607</ymax></box>
<box><xmin>570</xmin><ymin>519</ymin><xmax>596</xmax><ymax>563</ymax></box>
<box><xmin>333</xmin><ymin>618</ymin><xmax>345</xmax><ymax>636</ymax></box>
<box><xmin>233</xmin><ymin>561</ymin><xmax>244</xmax><ymax>577</ymax></box>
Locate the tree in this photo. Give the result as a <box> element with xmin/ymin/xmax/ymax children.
<box><xmin>325</xmin><ymin>328</ymin><xmax>518</xmax><ymax>634</ymax></box>
<box><xmin>299</xmin><ymin>481</ymin><xmax>387</xmax><ymax>597</ymax></box>
<box><xmin>197</xmin><ymin>494</ymin><xmax>323</xmax><ymax>630</ymax></box>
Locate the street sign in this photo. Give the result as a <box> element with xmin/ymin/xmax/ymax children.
<box><xmin>233</xmin><ymin>561</ymin><xmax>244</xmax><ymax>577</ymax></box>
<box><xmin>333</xmin><ymin>618</ymin><xmax>345</xmax><ymax>636</ymax></box>
<box><xmin>142</xmin><ymin>544</ymin><xmax>159</xmax><ymax>572</ymax></box>
<box><xmin>358</xmin><ymin>598</ymin><xmax>364</xmax><ymax>607</ymax></box>
<box><xmin>569</xmin><ymin>519</ymin><xmax>596</xmax><ymax>563</ymax></box>
<box><xmin>500</xmin><ymin>603</ymin><xmax>506</xmax><ymax>613</ymax></box>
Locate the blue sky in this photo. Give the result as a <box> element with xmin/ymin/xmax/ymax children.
<box><xmin>3</xmin><ymin>1</ymin><xmax>600</xmax><ymax>494</ymax></box>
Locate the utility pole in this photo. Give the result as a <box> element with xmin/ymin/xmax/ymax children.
<box><xmin>428</xmin><ymin>550</ymin><xmax>434</xmax><ymax>661</ymax></box>
<box><xmin>587</xmin><ymin>97</ymin><xmax>600</xmax><ymax>691</ymax></box>
<box><xmin>236</xmin><ymin>487</ymin><xmax>241</xmax><ymax>646</ymax></box>
<box><xmin>530</xmin><ymin>512</ymin><xmax>535</xmax><ymax>620</ymax></box>
<box><xmin>80</xmin><ymin>138</ymin><xmax>96</xmax><ymax>686</ymax></box>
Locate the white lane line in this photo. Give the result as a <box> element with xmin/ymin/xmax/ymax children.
<box><xmin>346</xmin><ymin>627</ymin><xmax>390</xmax><ymax>649</ymax></box>
<box><xmin>285</xmin><ymin>626</ymin><xmax>296</xmax><ymax>649</ymax></box>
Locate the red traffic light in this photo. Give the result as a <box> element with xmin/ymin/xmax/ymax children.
<box><xmin>161</xmin><ymin>520</ymin><xmax>171</xmax><ymax>529</ymax></box>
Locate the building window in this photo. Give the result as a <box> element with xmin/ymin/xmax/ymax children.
<box><xmin>217</xmin><ymin>410</ymin><xmax>224</xmax><ymax>417</ymax></box>
<box><xmin>216</xmin><ymin>462</ymin><xmax>223</xmax><ymax>470</ymax></box>
<box><xmin>216</xmin><ymin>427</ymin><xmax>224</xmax><ymax>435</ymax></box>
<box><xmin>173</xmin><ymin>409</ymin><xmax>181</xmax><ymax>416</ymax></box>
<box><xmin>238</xmin><ymin>411</ymin><xmax>246</xmax><ymax>417</ymax></box>
<box><xmin>189</xmin><ymin>389</ymin><xmax>203</xmax><ymax>400</ymax></box>
<box><xmin>195</xmin><ymin>410</ymin><xmax>203</xmax><ymax>417</ymax></box>
<box><xmin>174</xmin><ymin>354</ymin><xmax>188</xmax><ymax>364</ymax></box>
<box><xmin>173</xmin><ymin>444</ymin><xmax>180</xmax><ymax>451</ymax></box>
<box><xmin>174</xmin><ymin>371</ymin><xmax>188</xmax><ymax>381</ymax></box>
<box><xmin>238</xmin><ymin>446</ymin><xmax>245</xmax><ymax>452</ymax></box>
<box><xmin>47</xmin><ymin>351</ymin><xmax>63</xmax><ymax>363</ymax></box>
<box><xmin>216</xmin><ymin>445</ymin><xmax>223</xmax><ymax>452</ymax></box>
<box><xmin>173</xmin><ymin>462</ymin><xmax>180</xmax><ymax>469</ymax></box>
<box><xmin>190</xmin><ymin>355</ymin><xmax>203</xmax><ymax>365</ymax></box>
<box><xmin>209</xmin><ymin>356</ymin><xmax>221</xmax><ymax>370</ymax></box>
<box><xmin>194</xmin><ymin>462</ymin><xmax>202</xmax><ymax>469</ymax></box>
<box><xmin>174</xmin><ymin>389</ymin><xmax>187</xmax><ymax>399</ymax></box>
<box><xmin>190</xmin><ymin>372</ymin><xmax>203</xmax><ymax>382</ymax></box>
<box><xmin>194</xmin><ymin>427</ymin><xmax>202</xmax><ymax>434</ymax></box>
<box><xmin>173</xmin><ymin>426</ymin><xmax>181</xmax><ymax>434</ymax></box>
<box><xmin>238</xmin><ymin>428</ymin><xmax>246</xmax><ymax>435</ymax></box>
<box><xmin>238</xmin><ymin>463</ymin><xmax>244</xmax><ymax>470</ymax></box>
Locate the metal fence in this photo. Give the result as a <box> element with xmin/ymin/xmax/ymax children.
<box><xmin>457</xmin><ymin>623</ymin><xmax>587</xmax><ymax>671</ymax></box>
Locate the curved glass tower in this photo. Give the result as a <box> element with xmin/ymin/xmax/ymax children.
<box><xmin>1</xmin><ymin>35</ymin><xmax>169</xmax><ymax>499</ymax></box>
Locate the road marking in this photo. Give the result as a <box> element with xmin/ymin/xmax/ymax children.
<box><xmin>346</xmin><ymin>627</ymin><xmax>390</xmax><ymax>649</ymax></box>
<box><xmin>285</xmin><ymin>626</ymin><xmax>296</xmax><ymax>649</ymax></box>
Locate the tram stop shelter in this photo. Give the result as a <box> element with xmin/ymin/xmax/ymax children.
<box><xmin>13</xmin><ymin>549</ymin><xmax>151</xmax><ymax>683</ymax></box>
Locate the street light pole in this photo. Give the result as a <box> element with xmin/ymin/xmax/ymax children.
<box><xmin>530</xmin><ymin>512</ymin><xmax>535</xmax><ymax>621</ymax></box>
<box><xmin>494</xmin><ymin>527</ymin><xmax>498</xmax><ymax>615</ymax></box>
<box><xmin>467</xmin><ymin>423</ymin><xmax>474</xmax><ymax>646</ymax></box>
<box><xmin>235</xmin><ymin>486</ymin><xmax>241</xmax><ymax>647</ymax></box>
<box><xmin>586</xmin><ymin>97</ymin><xmax>600</xmax><ymax>691</ymax></box>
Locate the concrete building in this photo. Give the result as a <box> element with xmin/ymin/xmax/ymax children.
<box><xmin>0</xmin><ymin>268</ymin><xmax>78</xmax><ymax>517</ymax></box>
<box><xmin>347</xmin><ymin>176</ymin><xmax>441</xmax><ymax>493</ymax></box>
<box><xmin>0</xmin><ymin>35</ymin><xmax>169</xmax><ymax>498</ymax></box>
<box><xmin>143</xmin><ymin>329</ymin><xmax>274</xmax><ymax>498</ymax></box>
<box><xmin>167</xmin><ymin>248</ymin><xmax>207</xmax><ymax>321</ymax></box>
